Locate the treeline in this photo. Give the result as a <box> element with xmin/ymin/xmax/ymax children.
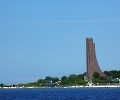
<box><xmin>18</xmin><ymin>74</ymin><xmax>86</xmax><ymax>87</ymax></box>
<box><xmin>0</xmin><ymin>70</ymin><xmax>120</xmax><ymax>87</ymax></box>
<box><xmin>19</xmin><ymin>70</ymin><xmax>120</xmax><ymax>87</ymax></box>
<box><xmin>0</xmin><ymin>83</ymin><xmax>5</xmax><ymax>87</ymax></box>
<box><xmin>91</xmin><ymin>70</ymin><xmax>120</xmax><ymax>84</ymax></box>
<box><xmin>104</xmin><ymin>70</ymin><xmax>120</xmax><ymax>78</ymax></box>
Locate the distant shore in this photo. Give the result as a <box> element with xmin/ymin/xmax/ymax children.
<box><xmin>1</xmin><ymin>85</ymin><xmax>120</xmax><ymax>89</ymax></box>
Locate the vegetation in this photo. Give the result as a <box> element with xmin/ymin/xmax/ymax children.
<box><xmin>60</xmin><ymin>74</ymin><xmax>86</xmax><ymax>86</ymax></box>
<box><xmin>93</xmin><ymin>71</ymin><xmax>100</xmax><ymax>79</ymax></box>
<box><xmin>104</xmin><ymin>70</ymin><xmax>120</xmax><ymax>78</ymax></box>
<box><xmin>0</xmin><ymin>83</ymin><xmax>5</xmax><ymax>87</ymax></box>
<box><xmin>1</xmin><ymin>70</ymin><xmax>120</xmax><ymax>87</ymax></box>
<box><xmin>17</xmin><ymin>74</ymin><xmax>86</xmax><ymax>87</ymax></box>
<box><xmin>92</xmin><ymin>70</ymin><xmax>120</xmax><ymax>84</ymax></box>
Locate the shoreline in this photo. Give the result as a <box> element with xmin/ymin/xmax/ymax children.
<box><xmin>1</xmin><ymin>85</ymin><xmax>120</xmax><ymax>89</ymax></box>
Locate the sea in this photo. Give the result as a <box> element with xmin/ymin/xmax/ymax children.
<box><xmin>0</xmin><ymin>88</ymin><xmax>120</xmax><ymax>100</ymax></box>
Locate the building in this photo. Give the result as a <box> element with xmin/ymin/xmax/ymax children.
<box><xmin>86</xmin><ymin>38</ymin><xmax>106</xmax><ymax>81</ymax></box>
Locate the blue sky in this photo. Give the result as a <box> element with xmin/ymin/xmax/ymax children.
<box><xmin>0</xmin><ymin>1</ymin><xmax>120</xmax><ymax>85</ymax></box>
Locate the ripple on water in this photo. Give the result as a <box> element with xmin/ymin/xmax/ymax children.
<box><xmin>0</xmin><ymin>88</ymin><xmax>120</xmax><ymax>100</ymax></box>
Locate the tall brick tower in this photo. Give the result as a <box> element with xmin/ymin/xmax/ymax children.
<box><xmin>86</xmin><ymin>38</ymin><xmax>106</xmax><ymax>80</ymax></box>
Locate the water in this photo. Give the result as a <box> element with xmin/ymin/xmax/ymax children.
<box><xmin>0</xmin><ymin>88</ymin><xmax>120</xmax><ymax>100</ymax></box>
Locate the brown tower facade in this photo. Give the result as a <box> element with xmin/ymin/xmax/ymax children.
<box><xmin>86</xmin><ymin>38</ymin><xmax>106</xmax><ymax>80</ymax></box>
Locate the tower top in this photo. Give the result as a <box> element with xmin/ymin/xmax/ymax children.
<box><xmin>86</xmin><ymin>38</ymin><xmax>93</xmax><ymax>43</ymax></box>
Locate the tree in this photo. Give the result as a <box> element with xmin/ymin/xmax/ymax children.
<box><xmin>45</xmin><ymin>76</ymin><xmax>53</xmax><ymax>81</ymax></box>
<box><xmin>93</xmin><ymin>71</ymin><xmax>100</xmax><ymax>79</ymax></box>
<box><xmin>68</xmin><ymin>74</ymin><xmax>77</xmax><ymax>85</ymax></box>
<box><xmin>61</xmin><ymin>76</ymin><xmax>67</xmax><ymax>81</ymax></box>
<box><xmin>0</xmin><ymin>83</ymin><xmax>5</xmax><ymax>87</ymax></box>
<box><xmin>61</xmin><ymin>76</ymin><xmax>68</xmax><ymax>86</ymax></box>
<box><xmin>104</xmin><ymin>71</ymin><xmax>113</xmax><ymax>76</ymax></box>
<box><xmin>77</xmin><ymin>74</ymin><xmax>84</xmax><ymax>80</ymax></box>
<box><xmin>37</xmin><ymin>79</ymin><xmax>43</xmax><ymax>83</ymax></box>
<box><xmin>104</xmin><ymin>70</ymin><xmax>120</xmax><ymax>78</ymax></box>
<box><xmin>52</xmin><ymin>77</ymin><xmax>59</xmax><ymax>83</ymax></box>
<box><xmin>44</xmin><ymin>76</ymin><xmax>53</xmax><ymax>83</ymax></box>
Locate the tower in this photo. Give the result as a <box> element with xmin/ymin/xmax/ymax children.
<box><xmin>86</xmin><ymin>38</ymin><xmax>106</xmax><ymax>80</ymax></box>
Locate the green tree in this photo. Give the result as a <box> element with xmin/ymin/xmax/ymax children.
<box><xmin>93</xmin><ymin>71</ymin><xmax>100</xmax><ymax>79</ymax></box>
<box><xmin>68</xmin><ymin>74</ymin><xmax>77</xmax><ymax>85</ymax></box>
<box><xmin>61</xmin><ymin>76</ymin><xmax>67</xmax><ymax>80</ymax></box>
<box><xmin>104</xmin><ymin>70</ymin><xmax>120</xmax><ymax>78</ymax></box>
<box><xmin>37</xmin><ymin>79</ymin><xmax>43</xmax><ymax>83</ymax></box>
<box><xmin>61</xmin><ymin>76</ymin><xmax>68</xmax><ymax>86</ymax></box>
<box><xmin>0</xmin><ymin>83</ymin><xmax>5</xmax><ymax>87</ymax></box>
<box><xmin>52</xmin><ymin>77</ymin><xmax>59</xmax><ymax>83</ymax></box>
<box><xmin>77</xmin><ymin>74</ymin><xmax>84</xmax><ymax>80</ymax></box>
<box><xmin>45</xmin><ymin>76</ymin><xmax>53</xmax><ymax>80</ymax></box>
<box><xmin>104</xmin><ymin>71</ymin><xmax>113</xmax><ymax>76</ymax></box>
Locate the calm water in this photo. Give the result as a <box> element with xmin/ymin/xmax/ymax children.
<box><xmin>0</xmin><ymin>88</ymin><xmax>120</xmax><ymax>100</ymax></box>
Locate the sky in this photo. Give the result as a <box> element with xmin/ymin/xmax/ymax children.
<box><xmin>0</xmin><ymin>1</ymin><xmax>120</xmax><ymax>85</ymax></box>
